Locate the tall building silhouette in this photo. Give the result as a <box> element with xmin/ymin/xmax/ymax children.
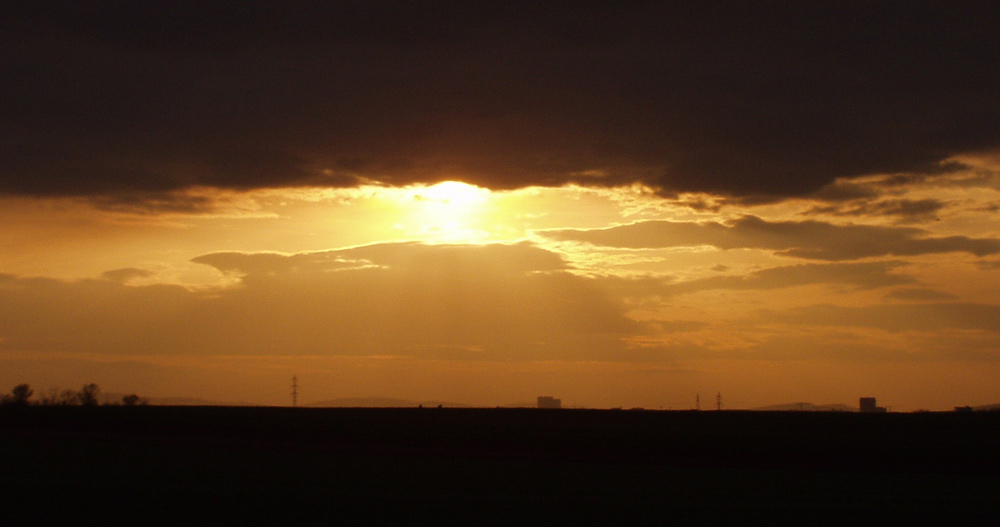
<box><xmin>859</xmin><ymin>397</ymin><xmax>886</xmax><ymax>413</ymax></box>
<box><xmin>537</xmin><ymin>396</ymin><xmax>561</xmax><ymax>409</ymax></box>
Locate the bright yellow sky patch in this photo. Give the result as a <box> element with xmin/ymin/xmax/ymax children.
<box><xmin>391</xmin><ymin>181</ymin><xmax>494</xmax><ymax>243</ymax></box>
<box><xmin>4</xmin><ymin>176</ymin><xmax>1000</xmax><ymax>410</ymax></box>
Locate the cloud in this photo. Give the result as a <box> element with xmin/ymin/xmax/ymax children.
<box><xmin>758</xmin><ymin>303</ymin><xmax>1000</xmax><ymax>333</ymax></box>
<box><xmin>883</xmin><ymin>288</ymin><xmax>957</xmax><ymax>301</ymax></box>
<box><xmin>100</xmin><ymin>268</ymin><xmax>155</xmax><ymax>283</ymax></box>
<box><xmin>732</xmin><ymin>332</ymin><xmax>966</xmax><ymax>363</ymax></box>
<box><xmin>88</xmin><ymin>191</ymin><xmax>222</xmax><ymax>215</ymax></box>
<box><xmin>1</xmin><ymin>2</ymin><xmax>998</xmax><ymax>200</ymax></box>
<box><xmin>0</xmin><ymin>243</ymin><xmax>644</xmax><ymax>361</ymax></box>
<box><xmin>192</xmin><ymin>241</ymin><xmax>569</xmax><ymax>277</ymax></box>
<box><xmin>596</xmin><ymin>261</ymin><xmax>913</xmax><ymax>300</ymax></box>
<box><xmin>665</xmin><ymin>261</ymin><xmax>915</xmax><ymax>296</ymax></box>
<box><xmin>804</xmin><ymin>198</ymin><xmax>946</xmax><ymax>223</ymax></box>
<box><xmin>541</xmin><ymin>216</ymin><xmax>1000</xmax><ymax>260</ymax></box>
<box><xmin>190</xmin><ymin>251</ymin><xmax>369</xmax><ymax>276</ymax></box>
<box><xmin>976</xmin><ymin>260</ymin><xmax>1000</xmax><ymax>271</ymax></box>
<box><xmin>809</xmin><ymin>164</ymin><xmax>1000</xmax><ymax>207</ymax></box>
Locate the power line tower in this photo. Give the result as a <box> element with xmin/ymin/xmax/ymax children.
<box><xmin>716</xmin><ymin>392</ymin><xmax>722</xmax><ymax>411</ymax></box>
<box><xmin>291</xmin><ymin>375</ymin><xmax>298</xmax><ymax>407</ymax></box>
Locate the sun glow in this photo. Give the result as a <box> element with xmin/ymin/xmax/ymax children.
<box><xmin>417</xmin><ymin>181</ymin><xmax>490</xmax><ymax>207</ymax></box>
<box><xmin>400</xmin><ymin>181</ymin><xmax>493</xmax><ymax>242</ymax></box>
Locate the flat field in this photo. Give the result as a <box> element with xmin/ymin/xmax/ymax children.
<box><xmin>2</xmin><ymin>407</ymin><xmax>998</xmax><ymax>524</ymax></box>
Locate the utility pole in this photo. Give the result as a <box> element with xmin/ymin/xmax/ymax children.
<box><xmin>716</xmin><ymin>392</ymin><xmax>722</xmax><ymax>411</ymax></box>
<box><xmin>696</xmin><ymin>393</ymin><xmax>700</xmax><ymax>411</ymax></box>
<box><xmin>292</xmin><ymin>375</ymin><xmax>298</xmax><ymax>407</ymax></box>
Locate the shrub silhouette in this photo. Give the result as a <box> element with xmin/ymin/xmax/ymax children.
<box><xmin>2</xmin><ymin>384</ymin><xmax>34</xmax><ymax>406</ymax></box>
<box><xmin>79</xmin><ymin>384</ymin><xmax>100</xmax><ymax>406</ymax></box>
<box><xmin>58</xmin><ymin>389</ymin><xmax>80</xmax><ymax>405</ymax></box>
<box><xmin>6</xmin><ymin>383</ymin><xmax>142</xmax><ymax>406</ymax></box>
<box><xmin>11</xmin><ymin>384</ymin><xmax>33</xmax><ymax>406</ymax></box>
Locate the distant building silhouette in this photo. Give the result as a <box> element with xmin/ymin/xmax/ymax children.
<box><xmin>537</xmin><ymin>396</ymin><xmax>561</xmax><ymax>409</ymax></box>
<box><xmin>859</xmin><ymin>397</ymin><xmax>887</xmax><ymax>413</ymax></box>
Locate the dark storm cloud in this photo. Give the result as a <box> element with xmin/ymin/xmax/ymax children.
<box><xmin>541</xmin><ymin>216</ymin><xmax>1000</xmax><ymax>260</ymax></box>
<box><xmin>2</xmin><ymin>1</ymin><xmax>999</xmax><ymax>199</ymax></box>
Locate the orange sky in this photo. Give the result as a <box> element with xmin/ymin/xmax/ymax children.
<box><xmin>4</xmin><ymin>165</ymin><xmax>1000</xmax><ymax>410</ymax></box>
<box><xmin>3</xmin><ymin>3</ymin><xmax>1000</xmax><ymax>410</ymax></box>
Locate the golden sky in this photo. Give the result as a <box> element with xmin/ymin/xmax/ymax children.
<box><xmin>5</xmin><ymin>162</ymin><xmax>1000</xmax><ymax>410</ymax></box>
<box><xmin>3</xmin><ymin>3</ymin><xmax>1000</xmax><ymax>410</ymax></box>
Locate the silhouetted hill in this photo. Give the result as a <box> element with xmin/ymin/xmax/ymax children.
<box><xmin>501</xmin><ymin>401</ymin><xmax>537</xmax><ymax>408</ymax></box>
<box><xmin>306</xmin><ymin>397</ymin><xmax>468</xmax><ymax>408</ymax></box>
<box><xmin>753</xmin><ymin>402</ymin><xmax>856</xmax><ymax>412</ymax></box>
<box><xmin>145</xmin><ymin>396</ymin><xmax>247</xmax><ymax>406</ymax></box>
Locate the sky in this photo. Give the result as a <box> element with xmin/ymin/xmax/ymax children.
<box><xmin>2</xmin><ymin>1</ymin><xmax>1000</xmax><ymax>410</ymax></box>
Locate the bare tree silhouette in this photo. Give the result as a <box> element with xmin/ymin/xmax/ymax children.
<box><xmin>58</xmin><ymin>389</ymin><xmax>80</xmax><ymax>405</ymax></box>
<box><xmin>10</xmin><ymin>384</ymin><xmax>33</xmax><ymax>406</ymax></box>
<box><xmin>79</xmin><ymin>384</ymin><xmax>100</xmax><ymax>406</ymax></box>
<box><xmin>2</xmin><ymin>384</ymin><xmax>34</xmax><ymax>406</ymax></box>
<box><xmin>6</xmin><ymin>383</ymin><xmax>140</xmax><ymax>406</ymax></box>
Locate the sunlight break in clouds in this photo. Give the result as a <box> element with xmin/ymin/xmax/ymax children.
<box><xmin>3</xmin><ymin>3</ymin><xmax>1000</xmax><ymax>411</ymax></box>
<box><xmin>391</xmin><ymin>181</ymin><xmax>493</xmax><ymax>243</ymax></box>
<box><xmin>3</xmin><ymin>176</ymin><xmax>1000</xmax><ymax>410</ymax></box>
<box><xmin>4</xmin><ymin>176</ymin><xmax>1000</xmax><ymax>410</ymax></box>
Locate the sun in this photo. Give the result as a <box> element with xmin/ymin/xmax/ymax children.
<box><xmin>402</xmin><ymin>181</ymin><xmax>493</xmax><ymax>242</ymax></box>
<box><xmin>417</xmin><ymin>181</ymin><xmax>490</xmax><ymax>207</ymax></box>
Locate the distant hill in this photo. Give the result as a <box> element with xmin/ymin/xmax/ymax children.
<box><xmin>306</xmin><ymin>397</ymin><xmax>469</xmax><ymax>408</ymax></box>
<box><xmin>145</xmin><ymin>397</ymin><xmax>248</xmax><ymax>406</ymax></box>
<box><xmin>973</xmin><ymin>403</ymin><xmax>1000</xmax><ymax>411</ymax></box>
<box><xmin>500</xmin><ymin>401</ymin><xmax>537</xmax><ymax>408</ymax></box>
<box><xmin>753</xmin><ymin>402</ymin><xmax>856</xmax><ymax>412</ymax></box>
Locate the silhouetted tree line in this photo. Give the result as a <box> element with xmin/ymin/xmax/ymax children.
<box><xmin>0</xmin><ymin>383</ymin><xmax>147</xmax><ymax>406</ymax></box>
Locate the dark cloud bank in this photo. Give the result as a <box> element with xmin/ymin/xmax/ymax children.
<box><xmin>543</xmin><ymin>216</ymin><xmax>1000</xmax><ymax>261</ymax></box>
<box><xmin>2</xmin><ymin>1</ymin><xmax>999</xmax><ymax>200</ymax></box>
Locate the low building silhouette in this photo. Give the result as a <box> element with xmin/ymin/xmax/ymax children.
<box><xmin>859</xmin><ymin>397</ymin><xmax>887</xmax><ymax>413</ymax></box>
<box><xmin>537</xmin><ymin>396</ymin><xmax>561</xmax><ymax>409</ymax></box>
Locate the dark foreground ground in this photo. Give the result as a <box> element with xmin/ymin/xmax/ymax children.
<box><xmin>2</xmin><ymin>407</ymin><xmax>998</xmax><ymax>524</ymax></box>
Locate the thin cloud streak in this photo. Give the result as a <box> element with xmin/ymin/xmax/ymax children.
<box><xmin>541</xmin><ymin>216</ymin><xmax>1000</xmax><ymax>261</ymax></box>
<box><xmin>595</xmin><ymin>261</ymin><xmax>915</xmax><ymax>299</ymax></box>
